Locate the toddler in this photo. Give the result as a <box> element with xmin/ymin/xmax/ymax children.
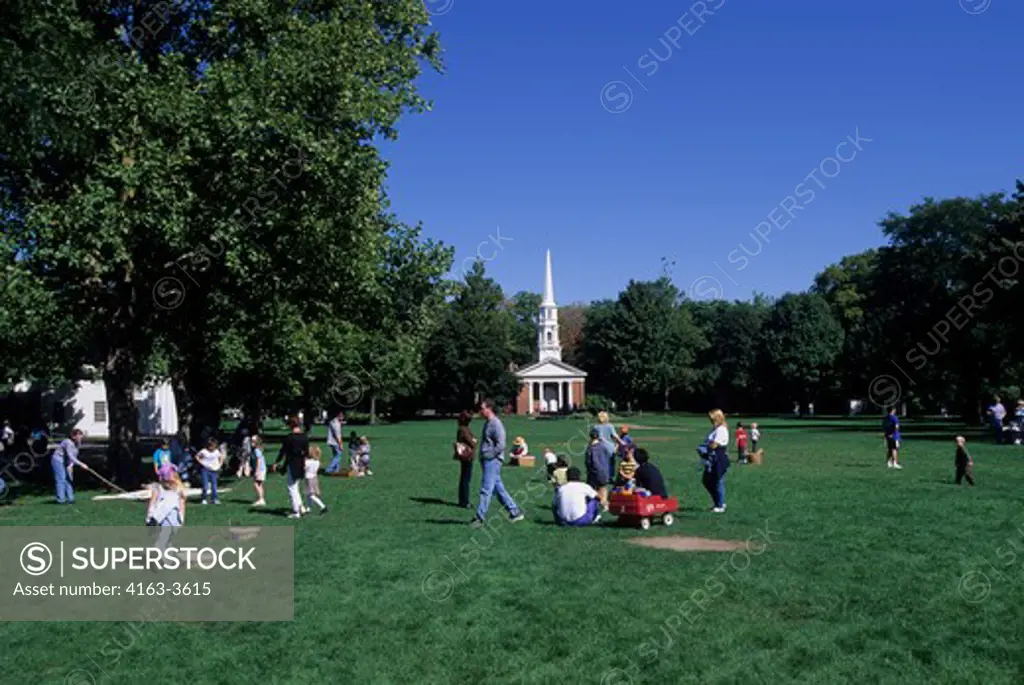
<box><xmin>736</xmin><ymin>422</ymin><xmax>749</xmax><ymax>464</ymax></box>
<box><xmin>750</xmin><ymin>423</ymin><xmax>761</xmax><ymax>452</ymax></box>
<box><xmin>147</xmin><ymin>465</ymin><xmax>186</xmax><ymax>551</ymax></box>
<box><xmin>954</xmin><ymin>436</ymin><xmax>975</xmax><ymax>486</ymax></box>
<box><xmin>303</xmin><ymin>446</ymin><xmax>328</xmax><ymax>513</ymax></box>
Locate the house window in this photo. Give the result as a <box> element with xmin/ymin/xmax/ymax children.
<box><xmin>547</xmin><ymin>331</ymin><xmax>553</xmax><ymax>342</ymax></box>
<box><xmin>94</xmin><ymin>401</ymin><xmax>107</xmax><ymax>423</ymax></box>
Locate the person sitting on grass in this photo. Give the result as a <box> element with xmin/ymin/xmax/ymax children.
<box><xmin>634</xmin><ymin>447</ymin><xmax>668</xmax><ymax>499</ymax></box>
<box><xmin>612</xmin><ymin>445</ymin><xmax>642</xmax><ymax>495</ymax></box>
<box><xmin>548</xmin><ymin>454</ymin><xmax>569</xmax><ymax>486</ymax></box>
<box><xmin>954</xmin><ymin>436</ymin><xmax>975</xmax><ymax>487</ymax></box>
<box><xmin>552</xmin><ymin>467</ymin><xmax>601</xmax><ymax>527</ymax></box>
<box><xmin>511</xmin><ymin>436</ymin><xmax>530</xmax><ymax>463</ymax></box>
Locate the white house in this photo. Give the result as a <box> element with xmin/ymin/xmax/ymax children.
<box><xmin>14</xmin><ymin>378</ymin><xmax>178</xmax><ymax>438</ymax></box>
<box><xmin>514</xmin><ymin>251</ymin><xmax>587</xmax><ymax>414</ymax></box>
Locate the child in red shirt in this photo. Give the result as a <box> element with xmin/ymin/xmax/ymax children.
<box><xmin>736</xmin><ymin>422</ymin><xmax>749</xmax><ymax>464</ymax></box>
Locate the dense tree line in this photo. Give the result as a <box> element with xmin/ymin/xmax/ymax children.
<box><xmin>3</xmin><ymin>5</ymin><xmax>1022</xmax><ymax>487</ymax></box>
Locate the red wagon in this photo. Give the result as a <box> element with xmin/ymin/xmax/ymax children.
<box><xmin>608</xmin><ymin>492</ymin><xmax>679</xmax><ymax>530</ymax></box>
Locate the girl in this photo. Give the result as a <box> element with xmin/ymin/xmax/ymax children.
<box><xmin>251</xmin><ymin>435</ymin><xmax>267</xmax><ymax>506</ymax></box>
<box><xmin>304</xmin><ymin>446</ymin><xmax>328</xmax><ymax>514</ymax></box>
<box><xmin>196</xmin><ymin>437</ymin><xmax>224</xmax><ymax>505</ymax></box>
<box><xmin>701</xmin><ymin>409</ymin><xmax>730</xmax><ymax>513</ymax></box>
<box><xmin>147</xmin><ymin>465</ymin><xmax>186</xmax><ymax>551</ymax></box>
<box><xmin>358</xmin><ymin>436</ymin><xmax>372</xmax><ymax>476</ymax></box>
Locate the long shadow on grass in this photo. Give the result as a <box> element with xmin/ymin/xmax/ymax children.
<box><xmin>424</xmin><ymin>518</ymin><xmax>471</xmax><ymax>526</ymax></box>
<box><xmin>409</xmin><ymin>496</ymin><xmax>464</xmax><ymax>508</ymax></box>
<box><xmin>248</xmin><ymin>507</ymin><xmax>293</xmax><ymax>518</ymax></box>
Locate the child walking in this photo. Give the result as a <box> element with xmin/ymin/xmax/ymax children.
<box><xmin>147</xmin><ymin>465</ymin><xmax>186</xmax><ymax>551</ymax></box>
<box><xmin>251</xmin><ymin>435</ymin><xmax>267</xmax><ymax>506</ymax></box>
<box><xmin>303</xmin><ymin>446</ymin><xmax>328</xmax><ymax>514</ymax></box>
<box><xmin>735</xmin><ymin>422</ymin><xmax>749</xmax><ymax>464</ymax></box>
<box><xmin>954</xmin><ymin>436</ymin><xmax>975</xmax><ymax>486</ymax></box>
<box><xmin>356</xmin><ymin>436</ymin><xmax>372</xmax><ymax>476</ymax></box>
<box><xmin>196</xmin><ymin>437</ymin><xmax>224</xmax><ymax>504</ymax></box>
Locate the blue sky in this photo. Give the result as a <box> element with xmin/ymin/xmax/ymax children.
<box><xmin>383</xmin><ymin>0</ymin><xmax>1023</xmax><ymax>304</ymax></box>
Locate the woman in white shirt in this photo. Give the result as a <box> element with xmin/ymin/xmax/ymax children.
<box><xmin>701</xmin><ymin>409</ymin><xmax>730</xmax><ymax>513</ymax></box>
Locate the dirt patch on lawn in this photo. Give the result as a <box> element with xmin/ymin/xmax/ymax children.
<box><xmin>622</xmin><ymin>424</ymin><xmax>692</xmax><ymax>432</ymax></box>
<box><xmin>627</xmin><ymin>536</ymin><xmax>747</xmax><ymax>552</ymax></box>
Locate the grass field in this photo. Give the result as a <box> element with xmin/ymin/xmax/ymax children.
<box><xmin>2</xmin><ymin>413</ymin><xmax>1024</xmax><ymax>684</ymax></box>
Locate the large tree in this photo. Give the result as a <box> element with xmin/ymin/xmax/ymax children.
<box><xmin>1</xmin><ymin>0</ymin><xmax>442</xmax><ymax>482</ymax></box>
<box><xmin>762</xmin><ymin>293</ymin><xmax>844</xmax><ymax>409</ymax></box>
<box><xmin>579</xmin><ymin>278</ymin><xmax>706</xmax><ymax>409</ymax></box>
<box><xmin>423</xmin><ymin>261</ymin><xmax>520</xmax><ymax>412</ymax></box>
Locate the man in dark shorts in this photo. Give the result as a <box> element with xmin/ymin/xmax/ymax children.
<box><xmin>882</xmin><ymin>407</ymin><xmax>902</xmax><ymax>470</ymax></box>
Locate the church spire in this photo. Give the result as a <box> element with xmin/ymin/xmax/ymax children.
<box><xmin>537</xmin><ymin>250</ymin><xmax>561</xmax><ymax>362</ymax></box>
<box><xmin>542</xmin><ymin>249</ymin><xmax>556</xmax><ymax>307</ymax></box>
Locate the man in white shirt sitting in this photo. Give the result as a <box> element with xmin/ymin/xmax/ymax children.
<box><xmin>553</xmin><ymin>467</ymin><xmax>601</xmax><ymax>527</ymax></box>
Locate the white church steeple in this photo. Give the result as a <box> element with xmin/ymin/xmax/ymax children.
<box><xmin>537</xmin><ymin>250</ymin><xmax>562</xmax><ymax>362</ymax></box>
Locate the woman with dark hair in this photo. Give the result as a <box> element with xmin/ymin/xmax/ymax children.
<box><xmin>454</xmin><ymin>410</ymin><xmax>477</xmax><ymax>509</ymax></box>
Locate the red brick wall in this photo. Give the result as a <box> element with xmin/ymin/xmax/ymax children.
<box><xmin>516</xmin><ymin>383</ymin><xmax>529</xmax><ymax>415</ymax></box>
<box><xmin>573</xmin><ymin>381</ymin><xmax>585</xmax><ymax>408</ymax></box>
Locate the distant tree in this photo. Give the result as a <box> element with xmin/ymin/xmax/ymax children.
<box><xmin>423</xmin><ymin>262</ymin><xmax>519</xmax><ymax>412</ymax></box>
<box><xmin>762</xmin><ymin>293</ymin><xmax>844</xmax><ymax>408</ymax></box>
<box><xmin>507</xmin><ymin>291</ymin><xmax>541</xmax><ymax>366</ymax></box>
<box><xmin>579</xmin><ymin>278</ymin><xmax>706</xmax><ymax>409</ymax></box>
<box><xmin>558</xmin><ymin>304</ymin><xmax>588</xmax><ymax>367</ymax></box>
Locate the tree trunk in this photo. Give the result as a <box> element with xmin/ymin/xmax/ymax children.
<box><xmin>370</xmin><ymin>394</ymin><xmax>377</xmax><ymax>425</ymax></box>
<box><xmin>171</xmin><ymin>372</ymin><xmax>192</xmax><ymax>443</ymax></box>
<box><xmin>104</xmin><ymin>348</ymin><xmax>139</xmax><ymax>488</ymax></box>
<box><xmin>663</xmin><ymin>386</ymin><xmax>670</xmax><ymax>412</ymax></box>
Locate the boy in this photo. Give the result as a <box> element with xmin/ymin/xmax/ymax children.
<box><xmin>883</xmin><ymin>407</ymin><xmax>903</xmax><ymax>469</ymax></box>
<box><xmin>735</xmin><ymin>422</ymin><xmax>749</xmax><ymax>464</ymax></box>
<box><xmin>954</xmin><ymin>436</ymin><xmax>975</xmax><ymax>486</ymax></box>
<box><xmin>750</xmin><ymin>423</ymin><xmax>761</xmax><ymax>453</ymax></box>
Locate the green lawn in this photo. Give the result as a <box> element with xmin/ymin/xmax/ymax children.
<box><xmin>2</xmin><ymin>414</ymin><xmax>1024</xmax><ymax>684</ymax></box>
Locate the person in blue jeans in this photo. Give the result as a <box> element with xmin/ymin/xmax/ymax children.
<box><xmin>701</xmin><ymin>410</ymin><xmax>730</xmax><ymax>513</ymax></box>
<box><xmin>52</xmin><ymin>429</ymin><xmax>88</xmax><ymax>504</ymax></box>
<box><xmin>324</xmin><ymin>411</ymin><xmax>345</xmax><ymax>473</ymax></box>
<box><xmin>471</xmin><ymin>399</ymin><xmax>525</xmax><ymax>527</ymax></box>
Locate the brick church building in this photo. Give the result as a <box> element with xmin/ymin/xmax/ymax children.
<box><xmin>514</xmin><ymin>251</ymin><xmax>586</xmax><ymax>414</ymax></box>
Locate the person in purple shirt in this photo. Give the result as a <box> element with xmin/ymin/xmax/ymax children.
<box><xmin>52</xmin><ymin>429</ymin><xmax>90</xmax><ymax>504</ymax></box>
<box><xmin>987</xmin><ymin>397</ymin><xmax>1007</xmax><ymax>444</ymax></box>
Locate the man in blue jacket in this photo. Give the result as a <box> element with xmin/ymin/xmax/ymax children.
<box><xmin>471</xmin><ymin>399</ymin><xmax>524</xmax><ymax>527</ymax></box>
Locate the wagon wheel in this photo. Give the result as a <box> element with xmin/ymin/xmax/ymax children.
<box><xmin>663</xmin><ymin>513</ymin><xmax>675</xmax><ymax>527</ymax></box>
<box><xmin>640</xmin><ymin>517</ymin><xmax>651</xmax><ymax>531</ymax></box>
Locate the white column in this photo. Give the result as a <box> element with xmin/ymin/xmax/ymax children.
<box><xmin>528</xmin><ymin>381</ymin><xmax>534</xmax><ymax>415</ymax></box>
<box><xmin>567</xmin><ymin>381</ymin><xmax>573</xmax><ymax>409</ymax></box>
